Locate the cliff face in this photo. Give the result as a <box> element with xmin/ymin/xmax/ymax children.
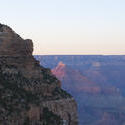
<box><xmin>52</xmin><ymin>62</ymin><xmax>119</xmax><ymax>95</ymax></box>
<box><xmin>0</xmin><ymin>24</ymin><xmax>78</xmax><ymax>125</ymax></box>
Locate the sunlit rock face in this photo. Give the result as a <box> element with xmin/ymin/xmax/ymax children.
<box><xmin>0</xmin><ymin>24</ymin><xmax>78</xmax><ymax>125</ymax></box>
<box><xmin>0</xmin><ymin>24</ymin><xmax>33</xmax><ymax>56</ymax></box>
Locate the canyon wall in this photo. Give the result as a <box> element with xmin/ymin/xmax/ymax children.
<box><xmin>0</xmin><ymin>24</ymin><xmax>78</xmax><ymax>125</ymax></box>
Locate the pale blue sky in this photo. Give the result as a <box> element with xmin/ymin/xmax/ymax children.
<box><xmin>0</xmin><ymin>0</ymin><xmax>125</xmax><ymax>55</ymax></box>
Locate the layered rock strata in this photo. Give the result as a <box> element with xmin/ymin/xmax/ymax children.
<box><xmin>0</xmin><ymin>24</ymin><xmax>78</xmax><ymax>125</ymax></box>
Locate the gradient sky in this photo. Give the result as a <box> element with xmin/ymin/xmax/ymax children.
<box><xmin>0</xmin><ymin>0</ymin><xmax>125</xmax><ymax>55</ymax></box>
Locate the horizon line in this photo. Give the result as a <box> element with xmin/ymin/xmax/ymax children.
<box><xmin>33</xmin><ymin>54</ymin><xmax>125</xmax><ymax>56</ymax></box>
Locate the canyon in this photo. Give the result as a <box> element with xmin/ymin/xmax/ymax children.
<box><xmin>35</xmin><ymin>55</ymin><xmax>125</xmax><ymax>125</ymax></box>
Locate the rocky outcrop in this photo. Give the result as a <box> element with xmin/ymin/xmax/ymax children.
<box><xmin>52</xmin><ymin>61</ymin><xmax>120</xmax><ymax>95</ymax></box>
<box><xmin>0</xmin><ymin>24</ymin><xmax>78</xmax><ymax>125</ymax></box>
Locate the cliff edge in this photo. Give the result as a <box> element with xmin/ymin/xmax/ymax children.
<box><xmin>0</xmin><ymin>24</ymin><xmax>78</xmax><ymax>125</ymax></box>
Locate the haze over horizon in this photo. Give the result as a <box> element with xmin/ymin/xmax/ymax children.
<box><xmin>0</xmin><ymin>0</ymin><xmax>125</xmax><ymax>55</ymax></box>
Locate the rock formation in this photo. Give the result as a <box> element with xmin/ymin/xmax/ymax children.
<box><xmin>0</xmin><ymin>24</ymin><xmax>78</xmax><ymax>125</ymax></box>
<box><xmin>52</xmin><ymin>61</ymin><xmax>120</xmax><ymax>95</ymax></box>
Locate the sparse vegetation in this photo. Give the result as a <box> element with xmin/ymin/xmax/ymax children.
<box><xmin>53</xmin><ymin>87</ymin><xmax>72</xmax><ymax>99</ymax></box>
<box><xmin>42</xmin><ymin>107</ymin><xmax>63</xmax><ymax>125</ymax></box>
